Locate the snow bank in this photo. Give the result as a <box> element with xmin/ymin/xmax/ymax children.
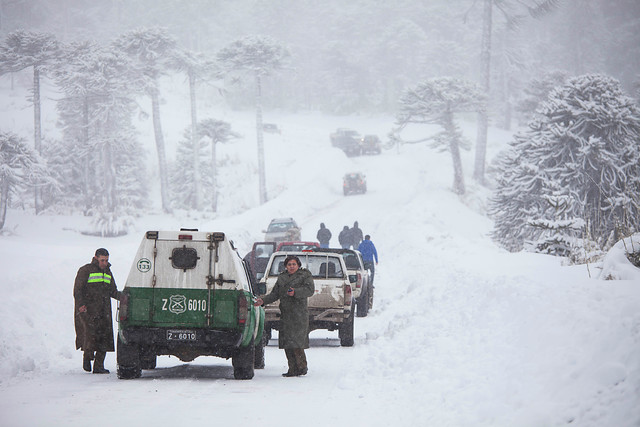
<box><xmin>600</xmin><ymin>233</ymin><xmax>640</xmax><ymax>281</ymax></box>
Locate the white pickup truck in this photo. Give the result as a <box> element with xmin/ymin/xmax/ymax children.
<box><xmin>257</xmin><ymin>251</ymin><xmax>355</xmax><ymax>346</ymax></box>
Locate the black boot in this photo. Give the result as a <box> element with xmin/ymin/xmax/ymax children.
<box><xmin>92</xmin><ymin>351</ymin><xmax>110</xmax><ymax>374</ymax></box>
<box><xmin>83</xmin><ymin>351</ymin><xmax>93</xmax><ymax>372</ymax></box>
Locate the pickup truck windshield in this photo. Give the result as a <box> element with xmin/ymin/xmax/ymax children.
<box><xmin>269</xmin><ymin>254</ymin><xmax>344</xmax><ymax>278</ymax></box>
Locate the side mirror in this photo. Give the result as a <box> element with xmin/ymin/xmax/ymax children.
<box><xmin>256</xmin><ymin>282</ymin><xmax>267</xmax><ymax>295</ymax></box>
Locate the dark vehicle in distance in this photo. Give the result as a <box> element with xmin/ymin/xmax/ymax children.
<box><xmin>360</xmin><ymin>135</ymin><xmax>382</xmax><ymax>155</ymax></box>
<box><xmin>343</xmin><ymin>172</ymin><xmax>367</xmax><ymax>195</ymax></box>
<box><xmin>330</xmin><ymin>128</ymin><xmax>362</xmax><ymax>157</ymax></box>
<box><xmin>244</xmin><ymin>241</ymin><xmax>277</xmax><ymax>283</ymax></box>
<box><xmin>263</xmin><ymin>123</ymin><xmax>281</xmax><ymax>134</ymax></box>
<box><xmin>276</xmin><ymin>241</ymin><xmax>320</xmax><ymax>252</ymax></box>
<box><xmin>263</xmin><ymin>218</ymin><xmax>301</xmax><ymax>242</ymax></box>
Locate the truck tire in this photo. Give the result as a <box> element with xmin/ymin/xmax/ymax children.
<box><xmin>117</xmin><ymin>335</ymin><xmax>142</xmax><ymax>379</ymax></box>
<box><xmin>140</xmin><ymin>352</ymin><xmax>157</xmax><ymax>370</ymax></box>
<box><xmin>232</xmin><ymin>339</ymin><xmax>255</xmax><ymax>379</ymax></box>
<box><xmin>254</xmin><ymin>334</ymin><xmax>267</xmax><ymax>369</ymax></box>
<box><xmin>339</xmin><ymin>309</ymin><xmax>355</xmax><ymax>347</ymax></box>
<box><xmin>356</xmin><ymin>286</ymin><xmax>369</xmax><ymax>317</ymax></box>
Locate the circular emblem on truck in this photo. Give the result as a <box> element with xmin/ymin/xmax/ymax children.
<box><xmin>137</xmin><ymin>258</ymin><xmax>151</xmax><ymax>273</ymax></box>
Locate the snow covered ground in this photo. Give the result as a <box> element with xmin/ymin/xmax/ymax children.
<box><xmin>1</xmin><ymin>78</ymin><xmax>639</xmax><ymax>426</ymax></box>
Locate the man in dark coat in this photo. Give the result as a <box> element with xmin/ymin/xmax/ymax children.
<box><xmin>350</xmin><ymin>221</ymin><xmax>363</xmax><ymax>249</ymax></box>
<box><xmin>74</xmin><ymin>248</ymin><xmax>121</xmax><ymax>374</ymax></box>
<box><xmin>338</xmin><ymin>225</ymin><xmax>351</xmax><ymax>249</ymax></box>
<box><xmin>316</xmin><ymin>223</ymin><xmax>332</xmax><ymax>248</ymax></box>
<box><xmin>254</xmin><ymin>255</ymin><xmax>315</xmax><ymax>377</ymax></box>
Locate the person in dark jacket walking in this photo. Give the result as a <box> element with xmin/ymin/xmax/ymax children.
<box><xmin>338</xmin><ymin>225</ymin><xmax>351</xmax><ymax>249</ymax></box>
<box><xmin>254</xmin><ymin>255</ymin><xmax>315</xmax><ymax>376</ymax></box>
<box><xmin>350</xmin><ymin>221</ymin><xmax>364</xmax><ymax>249</ymax></box>
<box><xmin>74</xmin><ymin>248</ymin><xmax>121</xmax><ymax>374</ymax></box>
<box><xmin>358</xmin><ymin>235</ymin><xmax>379</xmax><ymax>284</ymax></box>
<box><xmin>316</xmin><ymin>223</ymin><xmax>332</xmax><ymax>248</ymax></box>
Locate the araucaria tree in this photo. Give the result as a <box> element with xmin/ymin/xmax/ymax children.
<box><xmin>217</xmin><ymin>36</ymin><xmax>290</xmax><ymax>204</ymax></box>
<box><xmin>0</xmin><ymin>132</ymin><xmax>42</xmax><ymax>231</ymax></box>
<box><xmin>0</xmin><ymin>30</ymin><xmax>59</xmax><ymax>213</ymax></box>
<box><xmin>51</xmin><ymin>43</ymin><xmax>148</xmax><ymax>235</ymax></box>
<box><xmin>113</xmin><ymin>27</ymin><xmax>178</xmax><ymax>213</ymax></box>
<box><xmin>394</xmin><ymin>77</ymin><xmax>485</xmax><ymax>195</ymax></box>
<box><xmin>171</xmin><ymin>49</ymin><xmax>217</xmax><ymax>211</ymax></box>
<box><xmin>490</xmin><ymin>74</ymin><xmax>640</xmax><ymax>253</ymax></box>
<box><xmin>170</xmin><ymin>119</ymin><xmax>239</xmax><ymax>213</ymax></box>
<box><xmin>472</xmin><ymin>0</ymin><xmax>560</xmax><ymax>185</ymax></box>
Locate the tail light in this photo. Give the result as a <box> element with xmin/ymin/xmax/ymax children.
<box><xmin>344</xmin><ymin>284</ymin><xmax>352</xmax><ymax>306</ymax></box>
<box><xmin>237</xmin><ymin>293</ymin><xmax>248</xmax><ymax>325</ymax></box>
<box><xmin>356</xmin><ymin>272</ymin><xmax>362</xmax><ymax>288</ymax></box>
<box><xmin>118</xmin><ymin>292</ymin><xmax>129</xmax><ymax>322</ymax></box>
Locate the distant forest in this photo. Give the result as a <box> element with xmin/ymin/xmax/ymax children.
<box><xmin>1</xmin><ymin>0</ymin><xmax>638</xmax><ymax>120</ymax></box>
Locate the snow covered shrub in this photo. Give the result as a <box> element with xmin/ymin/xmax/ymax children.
<box><xmin>85</xmin><ymin>211</ymin><xmax>134</xmax><ymax>237</ymax></box>
<box><xmin>490</xmin><ymin>74</ymin><xmax>640</xmax><ymax>254</ymax></box>
<box><xmin>599</xmin><ymin>233</ymin><xmax>640</xmax><ymax>280</ymax></box>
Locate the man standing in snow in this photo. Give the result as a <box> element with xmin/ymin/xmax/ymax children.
<box><xmin>316</xmin><ymin>223</ymin><xmax>332</xmax><ymax>248</ymax></box>
<box><xmin>338</xmin><ymin>225</ymin><xmax>351</xmax><ymax>249</ymax></box>
<box><xmin>358</xmin><ymin>235</ymin><xmax>379</xmax><ymax>284</ymax></box>
<box><xmin>254</xmin><ymin>255</ymin><xmax>315</xmax><ymax>377</ymax></box>
<box><xmin>350</xmin><ymin>221</ymin><xmax>363</xmax><ymax>249</ymax></box>
<box><xmin>74</xmin><ymin>248</ymin><xmax>121</xmax><ymax>374</ymax></box>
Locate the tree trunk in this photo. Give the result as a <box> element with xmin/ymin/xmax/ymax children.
<box><xmin>33</xmin><ymin>65</ymin><xmax>43</xmax><ymax>214</ymax></box>
<box><xmin>255</xmin><ymin>73</ymin><xmax>267</xmax><ymax>204</ymax></box>
<box><xmin>104</xmin><ymin>139</ymin><xmax>117</xmax><ymax>213</ymax></box>
<box><xmin>211</xmin><ymin>141</ymin><xmax>217</xmax><ymax>212</ymax></box>
<box><xmin>473</xmin><ymin>0</ymin><xmax>492</xmax><ymax>185</ymax></box>
<box><xmin>0</xmin><ymin>178</ymin><xmax>9</xmax><ymax>230</ymax></box>
<box><xmin>151</xmin><ymin>89</ymin><xmax>172</xmax><ymax>213</ymax></box>
<box><xmin>444</xmin><ymin>110</ymin><xmax>465</xmax><ymax>195</ymax></box>
<box><xmin>82</xmin><ymin>98</ymin><xmax>91</xmax><ymax>215</ymax></box>
<box><xmin>189</xmin><ymin>72</ymin><xmax>202</xmax><ymax>211</ymax></box>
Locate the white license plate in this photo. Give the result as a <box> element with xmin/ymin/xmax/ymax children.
<box><xmin>166</xmin><ymin>330</ymin><xmax>197</xmax><ymax>341</ymax></box>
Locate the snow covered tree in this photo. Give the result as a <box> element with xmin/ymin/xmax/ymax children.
<box><xmin>0</xmin><ymin>131</ymin><xmax>43</xmax><ymax>231</ymax></box>
<box><xmin>394</xmin><ymin>77</ymin><xmax>485</xmax><ymax>195</ymax></box>
<box><xmin>515</xmin><ymin>70</ymin><xmax>568</xmax><ymax>123</ymax></box>
<box><xmin>51</xmin><ymin>42</ymin><xmax>148</xmax><ymax>233</ymax></box>
<box><xmin>471</xmin><ymin>0</ymin><xmax>560</xmax><ymax>185</ymax></box>
<box><xmin>171</xmin><ymin>49</ymin><xmax>218</xmax><ymax>211</ymax></box>
<box><xmin>217</xmin><ymin>35</ymin><xmax>290</xmax><ymax>204</ymax></box>
<box><xmin>490</xmin><ymin>74</ymin><xmax>640</xmax><ymax>253</ymax></box>
<box><xmin>0</xmin><ymin>30</ymin><xmax>60</xmax><ymax>213</ymax></box>
<box><xmin>112</xmin><ymin>27</ymin><xmax>179</xmax><ymax>214</ymax></box>
<box><xmin>169</xmin><ymin>118</ymin><xmax>239</xmax><ymax>212</ymax></box>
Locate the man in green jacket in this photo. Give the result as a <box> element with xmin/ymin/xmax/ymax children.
<box><xmin>74</xmin><ymin>248</ymin><xmax>121</xmax><ymax>374</ymax></box>
<box><xmin>255</xmin><ymin>255</ymin><xmax>315</xmax><ymax>377</ymax></box>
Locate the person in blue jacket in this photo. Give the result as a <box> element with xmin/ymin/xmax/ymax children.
<box><xmin>358</xmin><ymin>234</ymin><xmax>378</xmax><ymax>284</ymax></box>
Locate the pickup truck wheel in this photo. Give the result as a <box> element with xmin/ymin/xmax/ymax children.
<box><xmin>140</xmin><ymin>352</ymin><xmax>157</xmax><ymax>370</ymax></box>
<box><xmin>356</xmin><ymin>287</ymin><xmax>369</xmax><ymax>317</ymax></box>
<box><xmin>232</xmin><ymin>339</ymin><xmax>255</xmax><ymax>379</ymax></box>
<box><xmin>339</xmin><ymin>309</ymin><xmax>355</xmax><ymax>347</ymax></box>
<box><xmin>117</xmin><ymin>335</ymin><xmax>141</xmax><ymax>379</ymax></box>
<box><xmin>254</xmin><ymin>334</ymin><xmax>266</xmax><ymax>369</ymax></box>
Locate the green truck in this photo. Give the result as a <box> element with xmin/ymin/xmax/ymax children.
<box><xmin>116</xmin><ymin>230</ymin><xmax>265</xmax><ymax>380</ymax></box>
